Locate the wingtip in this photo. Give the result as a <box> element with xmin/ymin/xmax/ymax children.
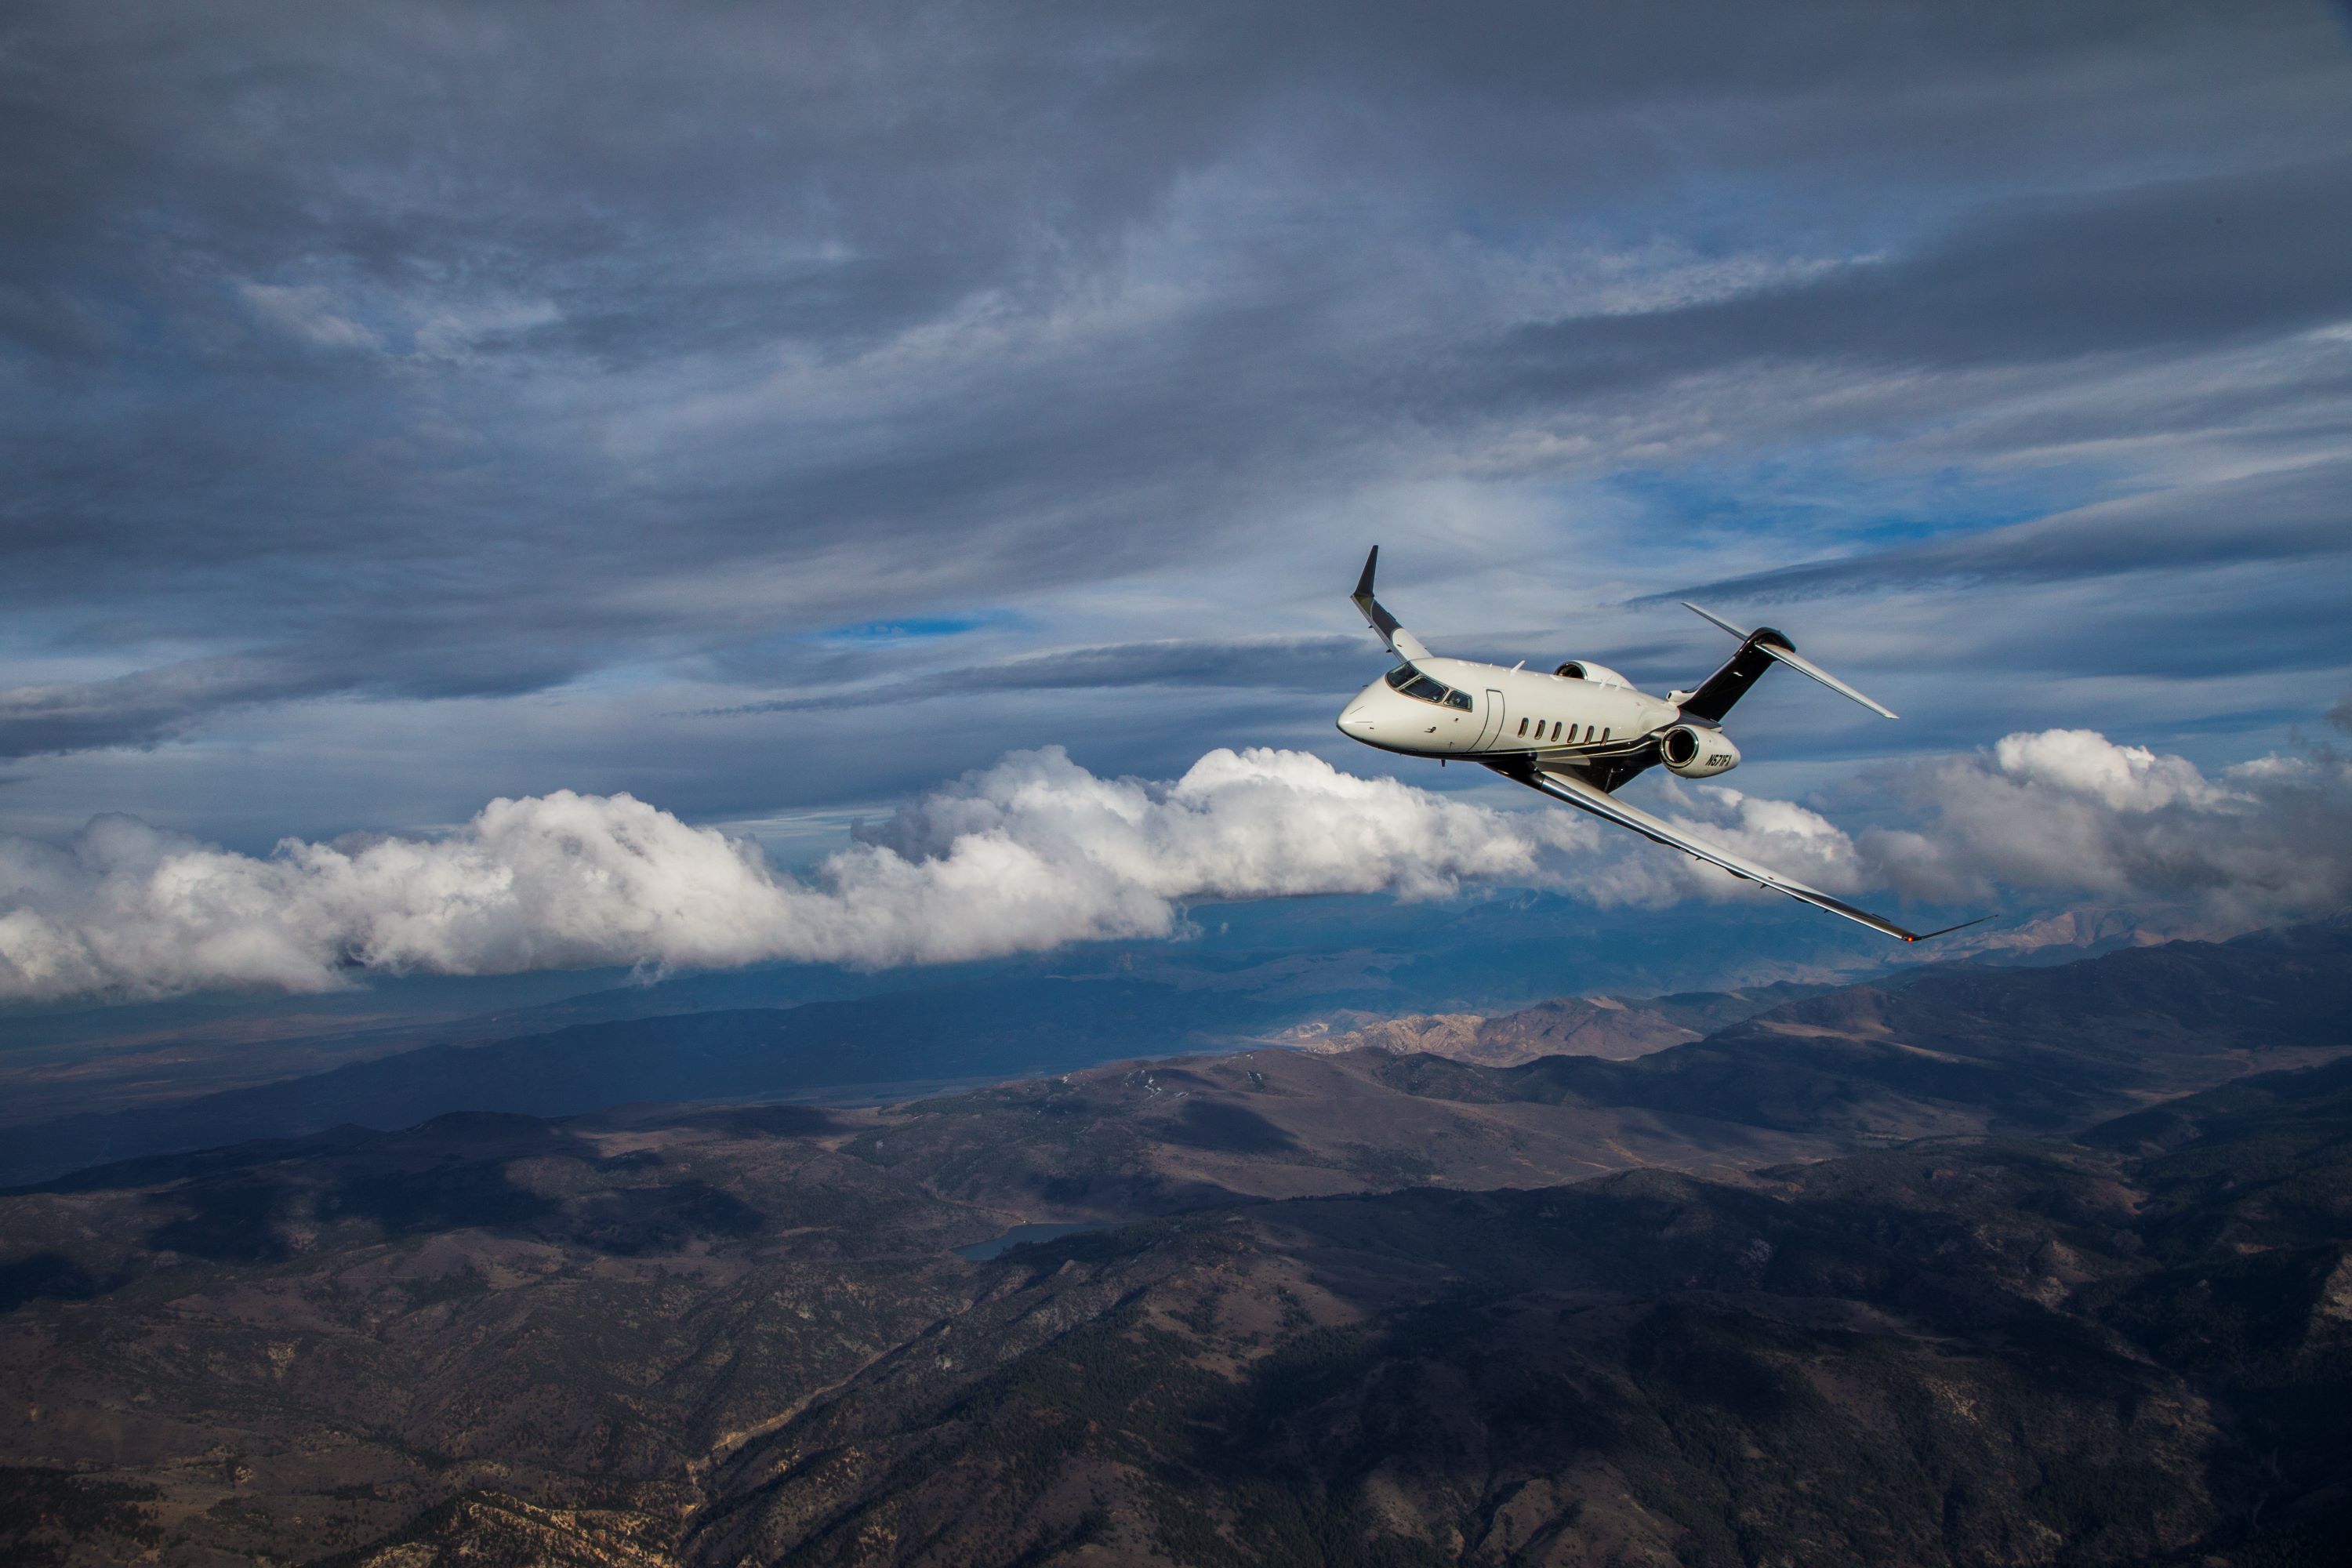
<box><xmin>1909</xmin><ymin>914</ymin><xmax>1994</xmax><ymax>942</ymax></box>
<box><xmin>1355</xmin><ymin>544</ymin><xmax>1380</xmax><ymax>599</ymax></box>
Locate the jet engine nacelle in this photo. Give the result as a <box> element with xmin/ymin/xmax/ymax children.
<box><xmin>1555</xmin><ymin>660</ymin><xmax>1631</xmax><ymax>688</ymax></box>
<box><xmin>1661</xmin><ymin>724</ymin><xmax>1741</xmax><ymax>778</ymax></box>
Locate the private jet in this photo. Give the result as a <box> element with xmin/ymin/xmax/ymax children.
<box><xmin>1334</xmin><ymin>546</ymin><xmax>1980</xmax><ymax>942</ymax></box>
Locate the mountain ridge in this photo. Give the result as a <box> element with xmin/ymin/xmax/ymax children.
<box><xmin>2</xmin><ymin>920</ymin><xmax>2349</xmax><ymax>1564</ymax></box>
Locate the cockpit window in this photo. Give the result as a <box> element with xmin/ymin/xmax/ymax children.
<box><xmin>1386</xmin><ymin>665</ymin><xmax>1456</xmax><ymax>706</ymax></box>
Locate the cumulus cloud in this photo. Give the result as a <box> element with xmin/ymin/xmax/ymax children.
<box><xmin>3</xmin><ymin>729</ymin><xmax>2343</xmax><ymax>1005</ymax></box>
<box><xmin>0</xmin><ymin>747</ymin><xmax>1589</xmax><ymax>1003</ymax></box>
<box><xmin>1452</xmin><ymin>728</ymin><xmax>2352</xmax><ymax>937</ymax></box>
<box><xmin>1860</xmin><ymin>729</ymin><xmax>2352</xmax><ymax>925</ymax></box>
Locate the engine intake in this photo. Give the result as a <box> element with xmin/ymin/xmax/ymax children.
<box><xmin>1660</xmin><ymin>724</ymin><xmax>1741</xmax><ymax>778</ymax></box>
<box><xmin>1554</xmin><ymin>660</ymin><xmax>1631</xmax><ymax>688</ymax></box>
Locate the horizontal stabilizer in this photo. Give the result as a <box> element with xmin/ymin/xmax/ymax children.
<box><xmin>1682</xmin><ymin>601</ymin><xmax>1896</xmax><ymax>719</ymax></box>
<box><xmin>1682</xmin><ymin>601</ymin><xmax>1750</xmax><ymax>641</ymax></box>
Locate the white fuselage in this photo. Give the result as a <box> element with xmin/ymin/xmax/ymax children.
<box><xmin>1327</xmin><ymin>546</ymin><xmax>1949</xmax><ymax>942</ymax></box>
<box><xmin>1335</xmin><ymin>655</ymin><xmax>1683</xmax><ymax>765</ymax></box>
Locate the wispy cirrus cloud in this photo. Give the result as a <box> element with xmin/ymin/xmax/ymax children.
<box><xmin>707</xmin><ymin>635</ymin><xmax>1373</xmax><ymax>715</ymax></box>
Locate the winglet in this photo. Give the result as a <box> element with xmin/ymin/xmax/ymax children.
<box><xmin>1351</xmin><ymin>545</ymin><xmax>1432</xmax><ymax>663</ymax></box>
<box><xmin>1901</xmin><ymin>914</ymin><xmax>1994</xmax><ymax>944</ymax></box>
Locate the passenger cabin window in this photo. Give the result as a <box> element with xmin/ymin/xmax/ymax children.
<box><xmin>1516</xmin><ymin>718</ymin><xmax>1529</xmax><ymax>737</ymax></box>
<box><xmin>1551</xmin><ymin>720</ymin><xmax>1563</xmax><ymax>742</ymax></box>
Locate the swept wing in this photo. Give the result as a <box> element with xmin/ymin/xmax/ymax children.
<box><xmin>1501</xmin><ymin>762</ymin><xmax>1982</xmax><ymax>943</ymax></box>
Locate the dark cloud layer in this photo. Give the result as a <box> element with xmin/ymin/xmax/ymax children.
<box><xmin>1512</xmin><ymin>158</ymin><xmax>2352</xmax><ymax>390</ymax></box>
<box><xmin>1653</xmin><ymin>458</ymin><xmax>2352</xmax><ymax>607</ymax></box>
<box><xmin>0</xmin><ymin>0</ymin><xmax>2346</xmax><ymax>852</ymax></box>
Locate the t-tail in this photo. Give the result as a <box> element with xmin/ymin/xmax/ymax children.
<box><xmin>1674</xmin><ymin>601</ymin><xmax>1897</xmax><ymax>721</ymax></box>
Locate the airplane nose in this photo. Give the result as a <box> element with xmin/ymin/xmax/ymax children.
<box><xmin>1337</xmin><ymin>706</ymin><xmax>1368</xmax><ymax>736</ymax></box>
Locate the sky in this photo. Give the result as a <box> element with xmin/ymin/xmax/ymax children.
<box><xmin>2</xmin><ymin>2</ymin><xmax>2350</xmax><ymax>1006</ymax></box>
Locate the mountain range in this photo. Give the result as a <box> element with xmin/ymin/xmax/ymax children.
<box><xmin>0</xmin><ymin>918</ymin><xmax>2346</xmax><ymax>1565</ymax></box>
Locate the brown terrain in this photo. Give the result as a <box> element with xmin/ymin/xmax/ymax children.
<box><xmin>1</xmin><ymin>922</ymin><xmax>2347</xmax><ymax>1566</ymax></box>
<box><xmin>1290</xmin><ymin>984</ymin><xmax>1834</xmax><ymax>1068</ymax></box>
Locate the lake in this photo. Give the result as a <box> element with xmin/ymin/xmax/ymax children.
<box><xmin>954</xmin><ymin>1221</ymin><xmax>1105</xmax><ymax>1261</ymax></box>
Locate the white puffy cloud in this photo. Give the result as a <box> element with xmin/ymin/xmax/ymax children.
<box><xmin>1860</xmin><ymin>730</ymin><xmax>2352</xmax><ymax>926</ymax></box>
<box><xmin>0</xmin><ymin>746</ymin><xmax>1590</xmax><ymax>1003</ymax></box>
<box><xmin>1449</xmin><ymin>727</ymin><xmax>2352</xmax><ymax>937</ymax></box>
<box><xmin>4</xmin><ymin>730</ymin><xmax>2343</xmax><ymax>1006</ymax></box>
<box><xmin>1984</xmin><ymin>728</ymin><xmax>2230</xmax><ymax>812</ymax></box>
